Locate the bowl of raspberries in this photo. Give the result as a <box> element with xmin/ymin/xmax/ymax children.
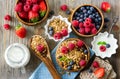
<box><xmin>70</xmin><ymin>4</ymin><xmax>104</xmax><ymax>37</ymax></box>
<box><xmin>14</xmin><ymin>0</ymin><xmax>49</xmax><ymax>26</ymax></box>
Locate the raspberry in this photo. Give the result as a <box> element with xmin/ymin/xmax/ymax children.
<box><xmin>32</xmin><ymin>4</ymin><xmax>40</xmax><ymax>12</ymax></box>
<box><xmin>3</xmin><ymin>24</ymin><xmax>10</xmax><ymax>30</ymax></box>
<box><xmin>91</xmin><ymin>23</ymin><xmax>95</xmax><ymax>29</ymax></box>
<box><xmin>85</xmin><ymin>18</ymin><xmax>92</xmax><ymax>22</ymax></box>
<box><xmin>26</xmin><ymin>0</ymin><xmax>32</xmax><ymax>5</ymax></box>
<box><xmin>84</xmin><ymin>21</ymin><xmax>91</xmax><ymax>28</ymax></box>
<box><xmin>79</xmin><ymin>28</ymin><xmax>85</xmax><ymax>35</ymax></box>
<box><xmin>92</xmin><ymin>61</ymin><xmax>100</xmax><ymax>68</ymax></box>
<box><xmin>60</xmin><ymin>4</ymin><xmax>68</xmax><ymax>11</ymax></box>
<box><xmin>61</xmin><ymin>46</ymin><xmax>69</xmax><ymax>54</ymax></box>
<box><xmin>24</xmin><ymin>4</ymin><xmax>31</xmax><ymax>12</ymax></box>
<box><xmin>76</xmin><ymin>40</ymin><xmax>84</xmax><ymax>48</ymax></box>
<box><xmin>60</xmin><ymin>29</ymin><xmax>68</xmax><ymax>36</ymax></box>
<box><xmin>79</xmin><ymin>22</ymin><xmax>84</xmax><ymax>28</ymax></box>
<box><xmin>85</xmin><ymin>27</ymin><xmax>91</xmax><ymax>34</ymax></box>
<box><xmin>36</xmin><ymin>44</ymin><xmax>45</xmax><ymax>52</ymax></box>
<box><xmin>72</xmin><ymin>20</ymin><xmax>79</xmax><ymax>28</ymax></box>
<box><xmin>100</xmin><ymin>46</ymin><xmax>106</xmax><ymax>52</ymax></box>
<box><xmin>53</xmin><ymin>32</ymin><xmax>62</xmax><ymax>39</ymax></box>
<box><xmin>4</xmin><ymin>15</ymin><xmax>11</xmax><ymax>21</ymax></box>
<box><xmin>19</xmin><ymin>11</ymin><xmax>28</xmax><ymax>19</ymax></box>
<box><xmin>79</xmin><ymin>59</ymin><xmax>86</xmax><ymax>66</ymax></box>
<box><xmin>68</xmin><ymin>43</ymin><xmax>75</xmax><ymax>50</ymax></box>
<box><xmin>32</xmin><ymin>0</ymin><xmax>38</xmax><ymax>3</ymax></box>
<box><xmin>14</xmin><ymin>2</ymin><xmax>23</xmax><ymax>12</ymax></box>
<box><xmin>91</xmin><ymin>28</ymin><xmax>97</xmax><ymax>34</ymax></box>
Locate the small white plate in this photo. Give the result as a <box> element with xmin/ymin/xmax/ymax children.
<box><xmin>91</xmin><ymin>32</ymin><xmax>118</xmax><ymax>58</ymax></box>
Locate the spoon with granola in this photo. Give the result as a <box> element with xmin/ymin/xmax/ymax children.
<box><xmin>29</xmin><ymin>35</ymin><xmax>61</xmax><ymax>79</ymax></box>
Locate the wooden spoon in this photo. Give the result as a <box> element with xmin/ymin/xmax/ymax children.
<box><xmin>29</xmin><ymin>35</ymin><xmax>61</xmax><ymax>79</ymax></box>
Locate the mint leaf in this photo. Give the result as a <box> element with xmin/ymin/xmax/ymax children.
<box><xmin>102</xmin><ymin>41</ymin><xmax>107</xmax><ymax>45</ymax></box>
<box><xmin>97</xmin><ymin>41</ymin><xmax>102</xmax><ymax>45</ymax></box>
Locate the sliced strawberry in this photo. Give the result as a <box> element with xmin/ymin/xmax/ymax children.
<box><xmin>28</xmin><ymin>11</ymin><xmax>39</xmax><ymax>22</ymax></box>
<box><xmin>94</xmin><ymin>67</ymin><xmax>105</xmax><ymax>78</ymax></box>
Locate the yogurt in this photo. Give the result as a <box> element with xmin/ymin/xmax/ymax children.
<box><xmin>5</xmin><ymin>43</ymin><xmax>30</xmax><ymax>68</ymax></box>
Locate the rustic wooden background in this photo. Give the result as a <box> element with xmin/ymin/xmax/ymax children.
<box><xmin>0</xmin><ymin>0</ymin><xmax>120</xmax><ymax>79</ymax></box>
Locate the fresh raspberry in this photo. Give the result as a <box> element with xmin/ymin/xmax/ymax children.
<box><xmin>91</xmin><ymin>23</ymin><xmax>95</xmax><ymax>29</ymax></box>
<box><xmin>60</xmin><ymin>4</ymin><xmax>68</xmax><ymax>11</ymax></box>
<box><xmin>32</xmin><ymin>0</ymin><xmax>38</xmax><ymax>3</ymax></box>
<box><xmin>92</xmin><ymin>61</ymin><xmax>100</xmax><ymax>68</ymax></box>
<box><xmin>91</xmin><ymin>28</ymin><xmax>97</xmax><ymax>34</ymax></box>
<box><xmin>85</xmin><ymin>18</ymin><xmax>92</xmax><ymax>22</ymax></box>
<box><xmin>76</xmin><ymin>40</ymin><xmax>84</xmax><ymax>48</ymax></box>
<box><xmin>61</xmin><ymin>46</ymin><xmax>69</xmax><ymax>54</ymax></box>
<box><xmin>79</xmin><ymin>59</ymin><xmax>86</xmax><ymax>66</ymax></box>
<box><xmin>100</xmin><ymin>46</ymin><xmax>106</xmax><ymax>52</ymax></box>
<box><xmin>3</xmin><ymin>24</ymin><xmax>10</xmax><ymax>30</ymax></box>
<box><xmin>68</xmin><ymin>43</ymin><xmax>75</xmax><ymax>50</ymax></box>
<box><xmin>85</xmin><ymin>27</ymin><xmax>91</xmax><ymax>34</ymax></box>
<box><xmin>24</xmin><ymin>4</ymin><xmax>31</xmax><ymax>12</ymax></box>
<box><xmin>32</xmin><ymin>4</ymin><xmax>40</xmax><ymax>12</ymax></box>
<box><xmin>36</xmin><ymin>44</ymin><xmax>45</xmax><ymax>52</ymax></box>
<box><xmin>4</xmin><ymin>15</ymin><xmax>11</xmax><ymax>21</ymax></box>
<box><xmin>14</xmin><ymin>2</ymin><xmax>23</xmax><ymax>12</ymax></box>
<box><xmin>19</xmin><ymin>11</ymin><xmax>28</xmax><ymax>19</ymax></box>
<box><xmin>26</xmin><ymin>0</ymin><xmax>32</xmax><ymax>5</ymax></box>
<box><xmin>53</xmin><ymin>32</ymin><xmax>62</xmax><ymax>39</ymax></box>
<box><xmin>78</xmin><ymin>28</ymin><xmax>85</xmax><ymax>35</ymax></box>
<box><xmin>60</xmin><ymin>29</ymin><xmax>68</xmax><ymax>36</ymax></box>
<box><xmin>79</xmin><ymin>22</ymin><xmax>84</xmax><ymax>28</ymax></box>
<box><xmin>84</xmin><ymin>21</ymin><xmax>91</xmax><ymax>28</ymax></box>
<box><xmin>72</xmin><ymin>20</ymin><xmax>79</xmax><ymax>28</ymax></box>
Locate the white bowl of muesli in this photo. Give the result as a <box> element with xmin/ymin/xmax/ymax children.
<box><xmin>56</xmin><ymin>38</ymin><xmax>90</xmax><ymax>72</ymax></box>
<box><xmin>45</xmin><ymin>15</ymin><xmax>72</xmax><ymax>42</ymax></box>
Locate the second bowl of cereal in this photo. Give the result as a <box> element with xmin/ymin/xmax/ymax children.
<box><xmin>45</xmin><ymin>15</ymin><xmax>72</xmax><ymax>42</ymax></box>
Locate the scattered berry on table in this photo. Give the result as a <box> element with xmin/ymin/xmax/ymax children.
<box><xmin>65</xmin><ymin>9</ymin><xmax>71</xmax><ymax>15</ymax></box>
<box><xmin>101</xmin><ymin>2</ymin><xmax>111</xmax><ymax>12</ymax></box>
<box><xmin>106</xmin><ymin>44</ymin><xmax>110</xmax><ymax>48</ymax></box>
<box><xmin>104</xmin><ymin>17</ymin><xmax>110</xmax><ymax>23</ymax></box>
<box><xmin>49</xmin><ymin>10</ymin><xmax>55</xmax><ymax>15</ymax></box>
<box><xmin>92</xmin><ymin>61</ymin><xmax>99</xmax><ymax>68</ymax></box>
<box><xmin>60</xmin><ymin>4</ymin><xmax>68</xmax><ymax>11</ymax></box>
<box><xmin>36</xmin><ymin>44</ymin><xmax>45</xmax><ymax>52</ymax></box>
<box><xmin>79</xmin><ymin>59</ymin><xmax>86</xmax><ymax>66</ymax></box>
<box><xmin>4</xmin><ymin>24</ymin><xmax>11</xmax><ymax>30</ymax></box>
<box><xmin>100</xmin><ymin>45</ymin><xmax>106</xmax><ymax>52</ymax></box>
<box><xmin>61</xmin><ymin>46</ymin><xmax>69</xmax><ymax>54</ymax></box>
<box><xmin>4</xmin><ymin>15</ymin><xmax>11</xmax><ymax>21</ymax></box>
<box><xmin>68</xmin><ymin>42</ymin><xmax>75</xmax><ymax>50</ymax></box>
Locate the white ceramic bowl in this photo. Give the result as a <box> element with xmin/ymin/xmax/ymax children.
<box><xmin>45</xmin><ymin>15</ymin><xmax>72</xmax><ymax>42</ymax></box>
<box><xmin>91</xmin><ymin>32</ymin><xmax>118</xmax><ymax>58</ymax></box>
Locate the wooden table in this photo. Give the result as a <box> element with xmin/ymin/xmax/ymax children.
<box><xmin>0</xmin><ymin>0</ymin><xmax>120</xmax><ymax>79</ymax></box>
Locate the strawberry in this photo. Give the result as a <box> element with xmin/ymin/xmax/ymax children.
<box><xmin>101</xmin><ymin>2</ymin><xmax>111</xmax><ymax>12</ymax></box>
<box><xmin>39</xmin><ymin>0</ymin><xmax>47</xmax><ymax>17</ymax></box>
<box><xmin>15</xmin><ymin>24</ymin><xmax>27</xmax><ymax>38</ymax></box>
<box><xmin>28</xmin><ymin>11</ymin><xmax>39</xmax><ymax>22</ymax></box>
<box><xmin>94</xmin><ymin>68</ymin><xmax>105</xmax><ymax>78</ymax></box>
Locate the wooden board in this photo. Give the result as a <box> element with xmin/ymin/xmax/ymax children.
<box><xmin>0</xmin><ymin>0</ymin><xmax>120</xmax><ymax>79</ymax></box>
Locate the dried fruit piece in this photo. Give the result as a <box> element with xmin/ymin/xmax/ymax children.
<box><xmin>94</xmin><ymin>68</ymin><xmax>105</xmax><ymax>78</ymax></box>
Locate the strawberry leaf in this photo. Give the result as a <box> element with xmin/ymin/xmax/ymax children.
<box><xmin>102</xmin><ymin>41</ymin><xmax>107</xmax><ymax>45</ymax></box>
<box><xmin>97</xmin><ymin>41</ymin><xmax>103</xmax><ymax>45</ymax></box>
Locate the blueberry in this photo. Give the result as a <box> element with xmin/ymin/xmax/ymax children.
<box><xmin>104</xmin><ymin>17</ymin><xmax>110</xmax><ymax>23</ymax></box>
<box><xmin>80</xmin><ymin>14</ymin><xmax>84</xmax><ymax>18</ymax></box>
<box><xmin>67</xmin><ymin>66</ymin><xmax>72</xmax><ymax>70</ymax></box>
<box><xmin>89</xmin><ymin>15</ymin><xmax>93</xmax><ymax>19</ymax></box>
<box><xmin>96</xmin><ymin>25</ymin><xmax>100</xmax><ymax>29</ymax></box>
<box><xmin>72</xmin><ymin>17</ymin><xmax>76</xmax><ymax>20</ymax></box>
<box><xmin>84</xmin><ymin>17</ymin><xmax>87</xmax><ymax>20</ymax></box>
<box><xmin>88</xmin><ymin>69</ymin><xmax>93</xmax><ymax>73</ymax></box>
<box><xmin>79</xmin><ymin>19</ymin><xmax>83</xmax><ymax>22</ymax></box>
<box><xmin>90</xmin><ymin>7</ymin><xmax>95</xmax><ymax>11</ymax></box>
<box><xmin>76</xmin><ymin>17</ymin><xmax>80</xmax><ymax>20</ymax></box>
<box><xmin>80</xmin><ymin>7</ymin><xmax>85</xmax><ymax>11</ymax></box>
<box><xmin>103</xmin><ymin>24</ymin><xmax>108</xmax><ymax>28</ymax></box>
<box><xmin>66</xmin><ymin>9</ymin><xmax>71</xmax><ymax>15</ymax></box>
<box><xmin>48</xmin><ymin>27</ymin><xmax>53</xmax><ymax>31</ymax></box>
<box><xmin>75</xmin><ymin>12</ymin><xmax>78</xmax><ymax>16</ymax></box>
<box><xmin>69</xmin><ymin>60</ymin><xmax>74</xmax><ymax>65</ymax></box>
<box><xmin>88</xmin><ymin>10</ymin><xmax>92</xmax><ymax>14</ymax></box>
<box><xmin>78</xmin><ymin>13</ymin><xmax>81</xmax><ymax>17</ymax></box>
<box><xmin>83</xmin><ymin>9</ymin><xmax>87</xmax><ymax>13</ymax></box>
<box><xmin>49</xmin><ymin>10</ymin><xmax>55</xmax><ymax>15</ymax></box>
<box><xmin>106</xmin><ymin>44</ymin><xmax>111</xmax><ymax>48</ymax></box>
<box><xmin>98</xmin><ymin>17</ymin><xmax>102</xmax><ymax>21</ymax></box>
<box><xmin>95</xmin><ymin>14</ymin><xmax>99</xmax><ymax>18</ymax></box>
<box><xmin>92</xmin><ymin>13</ymin><xmax>96</xmax><ymax>17</ymax></box>
<box><xmin>84</xmin><ymin>50</ymin><xmax>88</xmax><ymax>54</ymax></box>
<box><xmin>86</xmin><ymin>6</ymin><xmax>90</xmax><ymax>10</ymax></box>
<box><xmin>95</xmin><ymin>18</ymin><xmax>98</xmax><ymax>23</ymax></box>
<box><xmin>84</xmin><ymin>13</ymin><xmax>88</xmax><ymax>17</ymax></box>
<box><xmin>49</xmin><ymin>30</ymin><xmax>54</xmax><ymax>36</ymax></box>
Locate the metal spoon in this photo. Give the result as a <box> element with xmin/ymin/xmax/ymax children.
<box><xmin>107</xmin><ymin>16</ymin><xmax>119</xmax><ymax>37</ymax></box>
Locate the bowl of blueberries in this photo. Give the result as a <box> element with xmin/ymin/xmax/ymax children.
<box><xmin>70</xmin><ymin>4</ymin><xmax>104</xmax><ymax>37</ymax></box>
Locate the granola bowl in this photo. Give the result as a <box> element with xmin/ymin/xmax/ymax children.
<box><xmin>56</xmin><ymin>38</ymin><xmax>90</xmax><ymax>72</ymax></box>
<box><xmin>45</xmin><ymin>15</ymin><xmax>72</xmax><ymax>42</ymax></box>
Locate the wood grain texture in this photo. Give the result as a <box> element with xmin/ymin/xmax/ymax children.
<box><xmin>0</xmin><ymin>0</ymin><xmax>120</xmax><ymax>79</ymax></box>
